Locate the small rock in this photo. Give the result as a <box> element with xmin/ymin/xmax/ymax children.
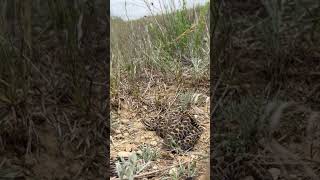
<box><xmin>136</xmin><ymin>150</ymin><xmax>142</xmax><ymax>155</ymax></box>
<box><xmin>125</xmin><ymin>144</ymin><xmax>134</xmax><ymax>151</ymax></box>
<box><xmin>117</xmin><ymin>151</ymin><xmax>132</xmax><ymax>158</ymax></box>
<box><xmin>169</xmin><ymin>167</ymin><xmax>177</xmax><ymax>175</ymax></box>
<box><xmin>115</xmin><ymin>130</ymin><xmax>121</xmax><ymax>134</ymax></box>
<box><xmin>150</xmin><ymin>141</ymin><xmax>158</xmax><ymax>146</ymax></box>
<box><xmin>268</xmin><ymin>168</ymin><xmax>281</xmax><ymax>180</ymax></box>
<box><xmin>123</xmin><ymin>132</ymin><xmax>129</xmax><ymax>137</ymax></box>
<box><xmin>122</xmin><ymin>119</ymin><xmax>130</xmax><ymax>124</ymax></box>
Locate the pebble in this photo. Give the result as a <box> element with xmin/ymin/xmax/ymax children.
<box><xmin>268</xmin><ymin>168</ymin><xmax>281</xmax><ymax>180</ymax></box>
<box><xmin>117</xmin><ymin>151</ymin><xmax>132</xmax><ymax>158</ymax></box>
<box><xmin>169</xmin><ymin>168</ymin><xmax>177</xmax><ymax>175</ymax></box>
<box><xmin>123</xmin><ymin>132</ymin><xmax>129</xmax><ymax>137</ymax></box>
<box><xmin>122</xmin><ymin>119</ymin><xmax>130</xmax><ymax>124</ymax></box>
<box><xmin>150</xmin><ymin>141</ymin><xmax>158</xmax><ymax>146</ymax></box>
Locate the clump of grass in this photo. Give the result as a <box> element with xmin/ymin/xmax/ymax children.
<box><xmin>145</xmin><ymin>0</ymin><xmax>209</xmax><ymax>78</ymax></box>
<box><xmin>163</xmin><ymin>160</ymin><xmax>198</xmax><ymax>180</ymax></box>
<box><xmin>0</xmin><ymin>29</ymin><xmax>36</xmax><ymax>155</ymax></box>
<box><xmin>257</xmin><ymin>0</ymin><xmax>320</xmax><ymax>85</ymax></box>
<box><xmin>178</xmin><ymin>91</ymin><xmax>207</xmax><ymax>111</ymax></box>
<box><xmin>0</xmin><ymin>168</ymin><xmax>23</xmax><ymax>179</ymax></box>
<box><xmin>216</xmin><ymin>96</ymin><xmax>296</xmax><ymax>153</ymax></box>
<box><xmin>165</xmin><ymin>137</ymin><xmax>184</xmax><ymax>154</ymax></box>
<box><xmin>115</xmin><ymin>153</ymin><xmax>144</xmax><ymax>180</ymax></box>
<box><xmin>115</xmin><ymin>146</ymin><xmax>159</xmax><ymax>179</ymax></box>
<box><xmin>178</xmin><ymin>91</ymin><xmax>194</xmax><ymax>110</ymax></box>
<box><xmin>190</xmin><ymin>57</ymin><xmax>209</xmax><ymax>81</ymax></box>
<box><xmin>215</xmin><ymin>96</ymin><xmax>269</xmax><ymax>152</ymax></box>
<box><xmin>147</xmin><ymin>0</ymin><xmax>209</xmax><ymax>57</ymax></box>
<box><xmin>137</xmin><ymin>144</ymin><xmax>159</xmax><ymax>162</ymax></box>
<box><xmin>258</xmin><ymin>0</ymin><xmax>285</xmax><ymax>83</ymax></box>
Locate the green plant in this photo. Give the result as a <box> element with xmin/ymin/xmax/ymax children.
<box><xmin>163</xmin><ymin>160</ymin><xmax>197</xmax><ymax>180</ymax></box>
<box><xmin>165</xmin><ymin>136</ymin><xmax>184</xmax><ymax>154</ymax></box>
<box><xmin>178</xmin><ymin>91</ymin><xmax>194</xmax><ymax>110</ymax></box>
<box><xmin>137</xmin><ymin>144</ymin><xmax>159</xmax><ymax>163</ymax></box>
<box><xmin>0</xmin><ymin>168</ymin><xmax>23</xmax><ymax>179</ymax></box>
<box><xmin>178</xmin><ymin>91</ymin><xmax>206</xmax><ymax>111</ymax></box>
<box><xmin>115</xmin><ymin>146</ymin><xmax>159</xmax><ymax>179</ymax></box>
<box><xmin>190</xmin><ymin>57</ymin><xmax>209</xmax><ymax>81</ymax></box>
<box><xmin>216</xmin><ymin>96</ymin><xmax>268</xmax><ymax>148</ymax></box>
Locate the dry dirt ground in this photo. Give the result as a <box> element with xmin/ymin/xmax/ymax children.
<box><xmin>111</xmin><ymin>74</ymin><xmax>210</xmax><ymax>179</ymax></box>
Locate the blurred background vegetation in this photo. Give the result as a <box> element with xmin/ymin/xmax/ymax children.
<box><xmin>212</xmin><ymin>0</ymin><xmax>320</xmax><ymax>179</ymax></box>
<box><xmin>0</xmin><ymin>0</ymin><xmax>108</xmax><ymax>179</ymax></box>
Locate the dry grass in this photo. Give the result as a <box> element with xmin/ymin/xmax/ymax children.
<box><xmin>212</xmin><ymin>0</ymin><xmax>320</xmax><ymax>179</ymax></box>
<box><xmin>0</xmin><ymin>1</ymin><xmax>108</xmax><ymax>179</ymax></box>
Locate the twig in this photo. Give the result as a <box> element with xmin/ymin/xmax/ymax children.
<box><xmin>166</xmin><ymin>83</ymin><xmax>181</xmax><ymax>112</ymax></box>
<box><xmin>211</xmin><ymin>85</ymin><xmax>230</xmax><ymax>117</ymax></box>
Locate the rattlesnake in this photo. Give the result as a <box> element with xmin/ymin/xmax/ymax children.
<box><xmin>141</xmin><ymin>111</ymin><xmax>204</xmax><ymax>151</ymax></box>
